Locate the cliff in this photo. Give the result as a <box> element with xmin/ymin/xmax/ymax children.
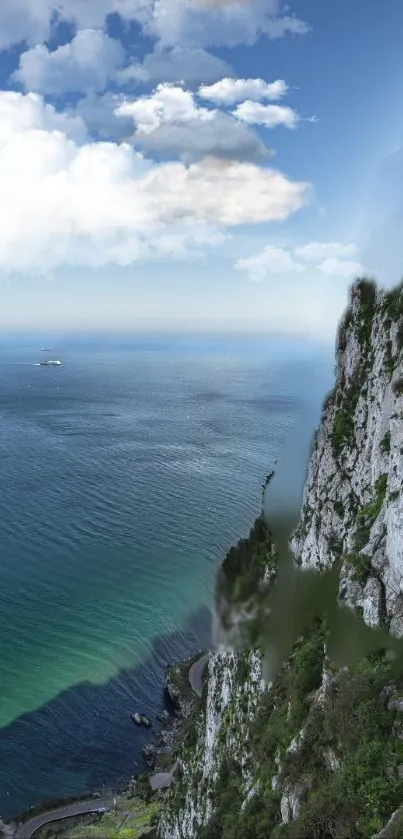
<box><xmin>158</xmin><ymin>279</ymin><xmax>403</xmax><ymax>839</ymax></box>
<box><xmin>292</xmin><ymin>279</ymin><xmax>403</xmax><ymax>635</ymax></box>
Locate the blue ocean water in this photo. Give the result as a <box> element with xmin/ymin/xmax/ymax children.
<box><xmin>0</xmin><ymin>334</ymin><xmax>333</xmax><ymax>819</ymax></box>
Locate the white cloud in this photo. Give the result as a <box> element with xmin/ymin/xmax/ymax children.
<box><xmin>131</xmin><ymin>113</ymin><xmax>271</xmax><ymax>163</ymax></box>
<box><xmin>146</xmin><ymin>0</ymin><xmax>309</xmax><ymax>48</ymax></box>
<box><xmin>235</xmin><ymin>245</ymin><xmax>305</xmax><ymax>282</ymax></box>
<box><xmin>0</xmin><ymin>90</ymin><xmax>87</xmax><ymax>143</ymax></box>
<box><xmin>73</xmin><ymin>93</ymin><xmax>133</xmax><ymax>141</ymax></box>
<box><xmin>0</xmin><ymin>92</ymin><xmax>308</xmax><ymax>273</ymax></box>
<box><xmin>294</xmin><ymin>241</ymin><xmax>358</xmax><ymax>262</ymax></box>
<box><xmin>0</xmin><ymin>0</ymin><xmax>145</xmax><ymax>49</ymax></box>
<box><xmin>233</xmin><ymin>101</ymin><xmax>299</xmax><ymax>129</ymax></box>
<box><xmin>12</xmin><ymin>29</ymin><xmax>125</xmax><ymax>95</ymax></box>
<box><xmin>116</xmin><ymin>84</ymin><xmax>270</xmax><ymax>162</ymax></box>
<box><xmin>235</xmin><ymin>240</ymin><xmax>364</xmax><ymax>282</ymax></box>
<box><xmin>117</xmin><ymin>46</ymin><xmax>233</xmax><ymax>86</ymax></box>
<box><xmin>0</xmin><ymin>0</ymin><xmax>309</xmax><ymax>51</ymax></box>
<box><xmin>198</xmin><ymin>77</ymin><xmax>288</xmax><ymax>105</ymax></box>
<box><xmin>116</xmin><ymin>84</ymin><xmax>214</xmax><ymax>135</ymax></box>
<box><xmin>318</xmin><ymin>257</ymin><xmax>364</xmax><ymax>277</ymax></box>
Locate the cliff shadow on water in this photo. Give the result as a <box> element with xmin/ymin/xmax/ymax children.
<box><xmin>0</xmin><ymin>607</ymin><xmax>212</xmax><ymax>822</ymax></box>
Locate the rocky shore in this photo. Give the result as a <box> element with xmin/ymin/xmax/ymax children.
<box><xmin>0</xmin><ymin>652</ymin><xmax>207</xmax><ymax>839</ymax></box>
<box><xmin>141</xmin><ymin>651</ymin><xmax>206</xmax><ymax>773</ymax></box>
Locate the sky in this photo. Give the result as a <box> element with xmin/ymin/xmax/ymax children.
<box><xmin>1</xmin><ymin>0</ymin><xmax>403</xmax><ymax>339</ymax></box>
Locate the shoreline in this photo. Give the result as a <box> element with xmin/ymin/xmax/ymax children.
<box><xmin>0</xmin><ymin>606</ymin><xmax>212</xmax><ymax>824</ymax></box>
<box><xmin>3</xmin><ymin>652</ymin><xmax>209</xmax><ymax>839</ymax></box>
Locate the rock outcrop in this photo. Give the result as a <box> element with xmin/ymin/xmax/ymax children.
<box><xmin>292</xmin><ymin>280</ymin><xmax>403</xmax><ymax>635</ymax></box>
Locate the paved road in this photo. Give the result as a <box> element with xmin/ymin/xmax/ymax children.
<box><xmin>189</xmin><ymin>653</ymin><xmax>209</xmax><ymax>697</ymax></box>
<box><xmin>16</xmin><ymin>798</ymin><xmax>113</xmax><ymax>839</ymax></box>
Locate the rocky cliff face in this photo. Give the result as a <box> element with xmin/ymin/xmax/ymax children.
<box><xmin>158</xmin><ymin>279</ymin><xmax>403</xmax><ymax>839</ymax></box>
<box><xmin>292</xmin><ymin>280</ymin><xmax>403</xmax><ymax>636</ymax></box>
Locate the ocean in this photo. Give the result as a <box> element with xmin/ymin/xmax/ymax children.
<box><xmin>0</xmin><ymin>334</ymin><xmax>334</xmax><ymax>819</ymax></box>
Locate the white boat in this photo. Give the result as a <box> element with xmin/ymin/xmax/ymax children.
<box><xmin>39</xmin><ymin>359</ymin><xmax>62</xmax><ymax>367</ymax></box>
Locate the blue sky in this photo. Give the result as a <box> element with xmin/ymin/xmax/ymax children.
<box><xmin>1</xmin><ymin>0</ymin><xmax>403</xmax><ymax>339</ymax></box>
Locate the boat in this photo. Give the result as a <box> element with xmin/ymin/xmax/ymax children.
<box><xmin>39</xmin><ymin>359</ymin><xmax>62</xmax><ymax>367</ymax></box>
<box><xmin>41</xmin><ymin>347</ymin><xmax>52</xmax><ymax>352</ymax></box>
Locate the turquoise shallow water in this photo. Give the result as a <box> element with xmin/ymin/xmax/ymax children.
<box><xmin>0</xmin><ymin>334</ymin><xmax>333</xmax><ymax>818</ymax></box>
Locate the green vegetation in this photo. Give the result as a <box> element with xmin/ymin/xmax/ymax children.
<box><xmin>331</xmin><ymin>407</ymin><xmax>355</xmax><ymax>456</ymax></box>
<box><xmin>354</xmin><ymin>474</ymin><xmax>388</xmax><ymax>551</ymax></box>
<box><xmin>219</xmin><ymin>515</ymin><xmax>275</xmax><ymax>602</ymax></box>
<box><xmin>34</xmin><ymin>797</ymin><xmax>159</xmax><ymax>839</ymax></box>
<box><xmin>381</xmin><ymin>279</ymin><xmax>403</xmax><ymax>366</ymax></box>
<box><xmin>344</xmin><ymin>552</ymin><xmax>372</xmax><ymax>584</ymax></box>
<box><xmin>331</xmin><ymin>280</ymin><xmax>377</xmax><ymax>458</ymax></box>
<box><xmin>194</xmin><ymin>626</ymin><xmax>326</xmax><ymax>839</ymax></box>
<box><xmin>355</xmin><ymin>278</ymin><xmax>377</xmax><ymax>348</ymax></box>
<box><xmin>197</xmin><ymin>650</ymin><xmax>403</xmax><ymax>839</ymax></box>
<box><xmin>381</xmin><ymin>281</ymin><xmax>403</xmax><ymax>322</ymax></box>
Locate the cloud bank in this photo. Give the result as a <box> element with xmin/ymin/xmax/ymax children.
<box><xmin>235</xmin><ymin>242</ymin><xmax>364</xmax><ymax>282</ymax></box>
<box><xmin>0</xmin><ymin>92</ymin><xmax>308</xmax><ymax>273</ymax></box>
<box><xmin>0</xmin><ymin>0</ymin><xmax>309</xmax><ymax>51</ymax></box>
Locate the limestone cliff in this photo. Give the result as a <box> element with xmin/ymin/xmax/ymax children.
<box><xmin>158</xmin><ymin>279</ymin><xmax>403</xmax><ymax>839</ymax></box>
<box><xmin>292</xmin><ymin>280</ymin><xmax>403</xmax><ymax>635</ymax></box>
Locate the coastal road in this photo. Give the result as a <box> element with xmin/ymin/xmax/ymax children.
<box><xmin>16</xmin><ymin>798</ymin><xmax>113</xmax><ymax>839</ymax></box>
<box><xmin>189</xmin><ymin>653</ymin><xmax>209</xmax><ymax>697</ymax></box>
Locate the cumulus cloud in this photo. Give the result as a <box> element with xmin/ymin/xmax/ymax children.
<box><xmin>0</xmin><ymin>91</ymin><xmax>308</xmax><ymax>273</ymax></box>
<box><xmin>73</xmin><ymin>92</ymin><xmax>133</xmax><ymax>141</ymax></box>
<box><xmin>12</xmin><ymin>29</ymin><xmax>125</xmax><ymax>95</ymax></box>
<box><xmin>0</xmin><ymin>0</ymin><xmax>309</xmax><ymax>51</ymax></box>
<box><xmin>117</xmin><ymin>46</ymin><xmax>233</xmax><ymax>86</ymax></box>
<box><xmin>0</xmin><ymin>89</ymin><xmax>87</xmax><ymax>142</ymax></box>
<box><xmin>146</xmin><ymin>0</ymin><xmax>309</xmax><ymax>48</ymax></box>
<box><xmin>294</xmin><ymin>241</ymin><xmax>358</xmax><ymax>262</ymax></box>
<box><xmin>117</xmin><ymin>84</ymin><xmax>214</xmax><ymax>134</ymax></box>
<box><xmin>235</xmin><ymin>245</ymin><xmax>306</xmax><ymax>282</ymax></box>
<box><xmin>236</xmin><ymin>241</ymin><xmax>364</xmax><ymax>281</ymax></box>
<box><xmin>198</xmin><ymin>77</ymin><xmax>288</xmax><ymax>105</ymax></box>
<box><xmin>116</xmin><ymin>84</ymin><xmax>270</xmax><ymax>161</ymax></box>
<box><xmin>233</xmin><ymin>101</ymin><xmax>299</xmax><ymax>128</ymax></box>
